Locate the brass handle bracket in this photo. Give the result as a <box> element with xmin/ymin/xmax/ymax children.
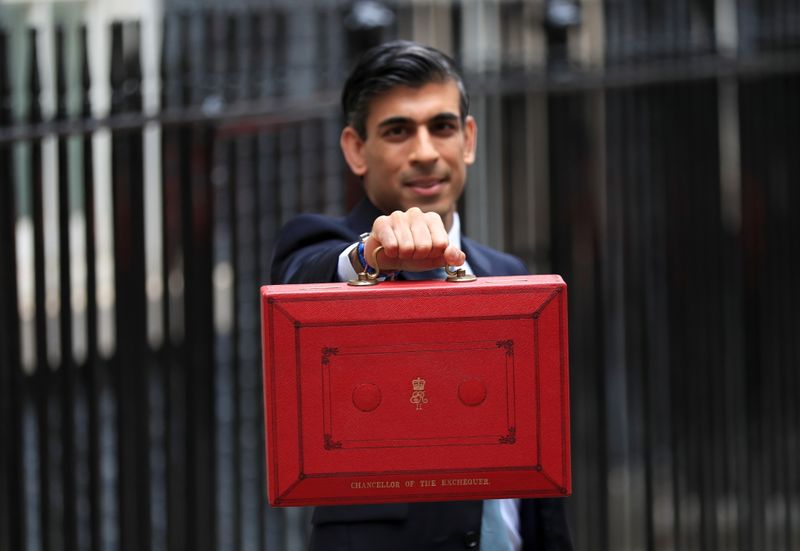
<box><xmin>445</xmin><ymin>266</ymin><xmax>477</xmax><ymax>283</ymax></box>
<box><xmin>348</xmin><ymin>245</ymin><xmax>384</xmax><ymax>286</ymax></box>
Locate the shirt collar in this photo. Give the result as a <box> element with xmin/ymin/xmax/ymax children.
<box><xmin>449</xmin><ymin>213</ymin><xmax>472</xmax><ymax>274</ymax></box>
<box><xmin>449</xmin><ymin>212</ymin><xmax>462</xmax><ymax>249</ymax></box>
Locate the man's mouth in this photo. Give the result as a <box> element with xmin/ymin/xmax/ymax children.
<box><xmin>403</xmin><ymin>177</ymin><xmax>446</xmax><ymax>196</ymax></box>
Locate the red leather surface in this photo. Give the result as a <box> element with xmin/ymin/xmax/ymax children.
<box><xmin>261</xmin><ymin>275</ymin><xmax>571</xmax><ymax>507</ymax></box>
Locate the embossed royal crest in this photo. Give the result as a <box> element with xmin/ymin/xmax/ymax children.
<box><xmin>410</xmin><ymin>377</ymin><xmax>429</xmax><ymax>411</ymax></box>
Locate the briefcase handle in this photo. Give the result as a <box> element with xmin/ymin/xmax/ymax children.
<box><xmin>348</xmin><ymin>246</ymin><xmax>477</xmax><ymax>286</ymax></box>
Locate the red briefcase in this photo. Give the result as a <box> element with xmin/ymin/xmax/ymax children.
<box><xmin>261</xmin><ymin>274</ymin><xmax>571</xmax><ymax>507</ymax></box>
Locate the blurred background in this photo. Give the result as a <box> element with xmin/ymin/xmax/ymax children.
<box><xmin>1</xmin><ymin>0</ymin><xmax>798</xmax><ymax>550</ymax></box>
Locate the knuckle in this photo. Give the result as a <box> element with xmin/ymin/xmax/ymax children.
<box><xmin>424</xmin><ymin>212</ymin><xmax>443</xmax><ymax>226</ymax></box>
<box><xmin>411</xmin><ymin>221</ymin><xmax>430</xmax><ymax>236</ymax></box>
<box><xmin>431</xmin><ymin>236</ymin><xmax>448</xmax><ymax>251</ymax></box>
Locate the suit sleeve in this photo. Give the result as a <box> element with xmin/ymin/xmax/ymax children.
<box><xmin>270</xmin><ymin>214</ymin><xmax>359</xmax><ymax>284</ymax></box>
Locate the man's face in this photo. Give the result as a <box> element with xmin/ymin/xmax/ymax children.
<box><xmin>341</xmin><ymin>80</ymin><xmax>477</xmax><ymax>230</ymax></box>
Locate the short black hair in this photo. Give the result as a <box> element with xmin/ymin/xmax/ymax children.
<box><xmin>341</xmin><ymin>40</ymin><xmax>469</xmax><ymax>139</ymax></box>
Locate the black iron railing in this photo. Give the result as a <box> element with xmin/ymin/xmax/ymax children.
<box><xmin>1</xmin><ymin>2</ymin><xmax>799</xmax><ymax>550</ymax></box>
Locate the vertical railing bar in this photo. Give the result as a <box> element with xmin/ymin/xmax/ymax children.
<box><xmin>163</xmin><ymin>13</ymin><xmax>193</xmax><ymax>543</ymax></box>
<box><xmin>242</xmin><ymin>130</ymin><xmax>268</xmax><ymax>551</ymax></box>
<box><xmin>626</xmin><ymin>85</ymin><xmax>641</xmax><ymax>551</ymax></box>
<box><xmin>246</xmin><ymin>11</ymin><xmax>261</xmax><ymax>101</ymax></box>
<box><xmin>638</xmin><ymin>85</ymin><xmax>656</xmax><ymax>551</ymax></box>
<box><xmin>703</xmin><ymin>80</ymin><xmax>719</xmax><ymax>551</ymax></box>
<box><xmin>0</xmin><ymin>25</ymin><xmax>26</xmax><ymax>551</ymax></box>
<box><xmin>211</xmin><ymin>135</ymin><xmax>236</xmax><ymax>551</ymax></box>
<box><xmin>257</xmin><ymin>7</ymin><xmax>276</xmax><ymax>100</ymax></box>
<box><xmin>692</xmin><ymin>81</ymin><xmax>709</xmax><ymax>551</ymax></box>
<box><xmin>299</xmin><ymin>120</ymin><xmax>317</xmax><ymax>213</ymax></box>
<box><xmin>184</xmin><ymin>124</ymin><xmax>217</xmax><ymax>551</ymax></box>
<box><xmin>108</xmin><ymin>22</ymin><xmax>128</xmax><ymax>549</ymax></box>
<box><xmin>784</xmin><ymin>74</ymin><xmax>797</xmax><ymax>551</ymax></box>
<box><xmin>637</xmin><ymin>86</ymin><xmax>650</xmax><ymax>550</ymax></box>
<box><xmin>714</xmin><ymin>76</ymin><xmax>729</xmax><ymax>551</ymax></box>
<box><xmin>711</xmin><ymin>76</ymin><xmax>726</xmax><ymax>551</ymax></box>
<box><xmin>773</xmin><ymin>74</ymin><xmax>793</xmax><ymax>551</ymax></box>
<box><xmin>774</xmin><ymin>73</ymin><xmax>787</xmax><ymax>551</ymax></box>
<box><xmin>225</xmin><ymin>12</ymin><xmax>239</xmax><ymax>105</ymax></box>
<box><xmin>258</xmin><ymin>129</ymin><xmax>280</xmax><ymax>550</ymax></box>
<box><xmin>740</xmin><ymin>75</ymin><xmax>760</xmax><ymax>551</ymax></box>
<box><xmin>720</xmin><ymin>72</ymin><xmax>745</xmax><ymax>551</ymax></box>
<box><xmin>762</xmin><ymin>72</ymin><xmax>779</xmax><ymax>551</ymax></box>
<box><xmin>736</xmin><ymin>76</ymin><xmax>749</xmax><ymax>551</ymax></box>
<box><xmin>623</xmin><ymin>86</ymin><xmax>644</xmax><ymax>551</ymax></box>
<box><xmin>789</xmin><ymin>75</ymin><xmax>800</xmax><ymax>551</ymax></box>
<box><xmin>181</xmin><ymin>16</ymin><xmax>215</xmax><ymax>545</ymax></box>
<box><xmin>78</xmin><ymin>24</ymin><xmax>104</xmax><ymax>551</ymax></box>
<box><xmin>169</xmin><ymin>115</ymin><xmax>190</xmax><ymax>551</ymax></box>
<box><xmin>708</xmin><ymin>78</ymin><xmax>724</xmax><ymax>551</ymax></box>
<box><xmin>159</xmin><ymin>12</ymin><xmax>183</xmax><ymax>549</ymax></box>
<box><xmin>208</xmin><ymin>9</ymin><xmax>223</xmax><ymax>106</ymax></box>
<box><xmin>598</xmin><ymin>89</ymin><xmax>610</xmax><ymax>551</ymax></box>
<box><xmin>664</xmin><ymin>82</ymin><xmax>684</xmax><ymax>551</ymax></box>
<box><xmin>602</xmin><ymin>87</ymin><xmax>625</xmax><ymax>551</ymax></box>
<box><xmin>247</xmin><ymin>131</ymin><xmax>268</xmax><ymax>551</ymax></box>
<box><xmin>654</xmin><ymin>83</ymin><xmax>676</xmax><ymax>550</ymax></box>
<box><xmin>690</xmin><ymin>81</ymin><xmax>706</xmax><ymax>551</ymax></box>
<box><xmin>791</xmin><ymin>74</ymin><xmax>800</xmax><ymax>551</ymax></box>
<box><xmin>753</xmin><ymin>74</ymin><xmax>768</xmax><ymax>551</ymax></box>
<box><xmin>110</xmin><ymin>20</ymin><xmax>151</xmax><ymax>551</ymax></box>
<box><xmin>28</xmin><ymin>26</ymin><xmax>54</xmax><ymax>551</ymax></box>
<box><xmin>55</xmin><ymin>23</ymin><xmax>79</xmax><ymax>551</ymax></box>
<box><xmin>278</xmin><ymin>124</ymin><xmax>297</xmax><ymax>224</ymax></box>
<box><xmin>683</xmin><ymin>78</ymin><xmax>697</xmax><ymax>551</ymax></box>
<box><xmin>239</xmin><ymin>130</ymin><xmax>272</xmax><ymax>549</ymax></box>
<box><xmin>597</xmin><ymin>89</ymin><xmax>619</xmax><ymax>551</ymax></box>
<box><xmin>230</xmin><ymin>134</ymin><xmax>244</xmax><ymax>551</ymax></box>
<box><xmin>151</xmin><ymin>16</ymin><xmax>172</xmax><ymax>551</ymax></box>
<box><xmin>141</xmin><ymin>11</ymin><xmax>168</xmax><ymax>551</ymax></box>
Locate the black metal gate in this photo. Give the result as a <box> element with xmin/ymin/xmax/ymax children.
<box><xmin>1</xmin><ymin>2</ymin><xmax>799</xmax><ymax>550</ymax></box>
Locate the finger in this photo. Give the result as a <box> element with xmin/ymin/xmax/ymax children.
<box><xmin>442</xmin><ymin>244</ymin><xmax>467</xmax><ymax>267</ymax></box>
<box><xmin>409</xmin><ymin>212</ymin><xmax>433</xmax><ymax>260</ymax></box>
<box><xmin>425</xmin><ymin>211</ymin><xmax>449</xmax><ymax>257</ymax></box>
<box><xmin>389</xmin><ymin>210</ymin><xmax>415</xmax><ymax>259</ymax></box>
<box><xmin>369</xmin><ymin>216</ymin><xmax>398</xmax><ymax>259</ymax></box>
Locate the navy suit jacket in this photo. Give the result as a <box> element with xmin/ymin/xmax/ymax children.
<box><xmin>270</xmin><ymin>199</ymin><xmax>573</xmax><ymax>551</ymax></box>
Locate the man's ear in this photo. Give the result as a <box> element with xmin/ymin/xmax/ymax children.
<box><xmin>340</xmin><ymin>126</ymin><xmax>368</xmax><ymax>176</ymax></box>
<box><xmin>462</xmin><ymin>115</ymin><xmax>477</xmax><ymax>165</ymax></box>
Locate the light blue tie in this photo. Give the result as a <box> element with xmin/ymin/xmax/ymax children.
<box><xmin>480</xmin><ymin>499</ymin><xmax>514</xmax><ymax>550</ymax></box>
<box><xmin>404</xmin><ymin>268</ymin><xmax>513</xmax><ymax>550</ymax></box>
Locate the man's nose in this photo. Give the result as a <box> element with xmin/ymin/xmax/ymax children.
<box><xmin>410</xmin><ymin>128</ymin><xmax>439</xmax><ymax>164</ymax></box>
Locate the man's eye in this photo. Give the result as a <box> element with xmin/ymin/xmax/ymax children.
<box><xmin>383</xmin><ymin>126</ymin><xmax>409</xmax><ymax>138</ymax></box>
<box><xmin>432</xmin><ymin>122</ymin><xmax>457</xmax><ymax>134</ymax></box>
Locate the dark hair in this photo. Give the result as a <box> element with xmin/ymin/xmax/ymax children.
<box><xmin>341</xmin><ymin>40</ymin><xmax>469</xmax><ymax>139</ymax></box>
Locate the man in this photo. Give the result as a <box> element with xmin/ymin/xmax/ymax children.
<box><xmin>272</xmin><ymin>41</ymin><xmax>573</xmax><ymax>551</ymax></box>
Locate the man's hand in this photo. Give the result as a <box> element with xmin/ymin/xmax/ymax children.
<box><xmin>363</xmin><ymin>207</ymin><xmax>466</xmax><ymax>273</ymax></box>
